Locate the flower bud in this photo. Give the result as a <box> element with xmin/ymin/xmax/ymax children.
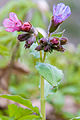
<box><xmin>44</xmin><ymin>45</ymin><xmax>51</xmax><ymax>52</ymax></box>
<box><xmin>25</xmin><ymin>36</ymin><xmax>36</xmax><ymax>48</ymax></box>
<box><xmin>35</xmin><ymin>45</ymin><xmax>43</xmax><ymax>51</ymax></box>
<box><xmin>53</xmin><ymin>45</ymin><xmax>65</xmax><ymax>52</ymax></box>
<box><xmin>49</xmin><ymin>37</ymin><xmax>59</xmax><ymax>45</ymax></box>
<box><xmin>48</xmin><ymin>16</ymin><xmax>60</xmax><ymax>33</ymax></box>
<box><xmin>22</xmin><ymin>22</ymin><xmax>32</xmax><ymax>32</ymax></box>
<box><xmin>60</xmin><ymin>37</ymin><xmax>68</xmax><ymax>45</ymax></box>
<box><xmin>39</xmin><ymin>38</ymin><xmax>48</xmax><ymax>45</ymax></box>
<box><xmin>17</xmin><ymin>34</ymin><xmax>31</xmax><ymax>42</ymax></box>
<box><xmin>25</xmin><ymin>43</ymin><xmax>30</xmax><ymax>48</ymax></box>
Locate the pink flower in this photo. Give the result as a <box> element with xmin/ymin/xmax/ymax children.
<box><xmin>3</xmin><ymin>12</ymin><xmax>22</xmax><ymax>32</ymax></box>
<box><xmin>22</xmin><ymin>22</ymin><xmax>32</xmax><ymax>32</ymax></box>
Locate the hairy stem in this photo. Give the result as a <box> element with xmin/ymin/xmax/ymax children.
<box><xmin>40</xmin><ymin>52</ymin><xmax>46</xmax><ymax>120</ymax></box>
<box><xmin>40</xmin><ymin>76</ymin><xmax>46</xmax><ymax>120</ymax></box>
<box><xmin>42</xmin><ymin>52</ymin><xmax>46</xmax><ymax>62</ymax></box>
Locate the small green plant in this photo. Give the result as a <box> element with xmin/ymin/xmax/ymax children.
<box><xmin>0</xmin><ymin>2</ymin><xmax>71</xmax><ymax>120</ymax></box>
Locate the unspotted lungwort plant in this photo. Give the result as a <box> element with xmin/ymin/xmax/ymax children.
<box><xmin>2</xmin><ymin>3</ymin><xmax>71</xmax><ymax>120</ymax></box>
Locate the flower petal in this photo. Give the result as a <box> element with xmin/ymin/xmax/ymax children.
<box><xmin>3</xmin><ymin>18</ymin><xmax>14</xmax><ymax>28</ymax></box>
<box><xmin>61</xmin><ymin>6</ymin><xmax>71</xmax><ymax>21</ymax></box>
<box><xmin>54</xmin><ymin>16</ymin><xmax>63</xmax><ymax>25</ymax></box>
<box><xmin>55</xmin><ymin>3</ymin><xmax>65</xmax><ymax>15</ymax></box>
<box><xmin>53</xmin><ymin>5</ymin><xmax>56</xmax><ymax>16</ymax></box>
<box><xmin>6</xmin><ymin>28</ymin><xmax>16</xmax><ymax>32</ymax></box>
<box><xmin>9</xmin><ymin>12</ymin><xmax>19</xmax><ymax>22</ymax></box>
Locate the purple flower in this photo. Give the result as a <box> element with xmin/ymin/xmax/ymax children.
<box><xmin>53</xmin><ymin>3</ymin><xmax>71</xmax><ymax>26</ymax></box>
<box><xmin>48</xmin><ymin>3</ymin><xmax>71</xmax><ymax>33</ymax></box>
<box><xmin>3</xmin><ymin>12</ymin><xmax>22</xmax><ymax>32</ymax></box>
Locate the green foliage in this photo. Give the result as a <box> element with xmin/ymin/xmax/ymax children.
<box><xmin>18</xmin><ymin>115</ymin><xmax>40</xmax><ymax>120</ymax></box>
<box><xmin>0</xmin><ymin>0</ymin><xmax>80</xmax><ymax>120</ymax></box>
<box><xmin>36</xmin><ymin>32</ymin><xmax>44</xmax><ymax>41</ymax></box>
<box><xmin>0</xmin><ymin>44</ymin><xmax>9</xmax><ymax>56</ymax></box>
<box><xmin>51</xmin><ymin>30</ymin><xmax>65</xmax><ymax>38</ymax></box>
<box><xmin>0</xmin><ymin>104</ymin><xmax>40</xmax><ymax>120</ymax></box>
<box><xmin>8</xmin><ymin>104</ymin><xmax>33</xmax><ymax>118</ymax></box>
<box><xmin>36</xmin><ymin>62</ymin><xmax>64</xmax><ymax>86</ymax></box>
<box><xmin>0</xmin><ymin>116</ymin><xmax>9</xmax><ymax>120</ymax></box>
<box><xmin>36</xmin><ymin>63</ymin><xmax>63</xmax><ymax>86</ymax></box>
<box><xmin>62</xmin><ymin>112</ymin><xmax>75</xmax><ymax>120</ymax></box>
<box><xmin>46</xmin><ymin>46</ymin><xmax>80</xmax><ymax>119</ymax></box>
<box><xmin>31</xmin><ymin>10</ymin><xmax>45</xmax><ymax>28</ymax></box>
<box><xmin>44</xmin><ymin>80</ymin><xmax>50</xmax><ymax>98</ymax></box>
<box><xmin>0</xmin><ymin>94</ymin><xmax>40</xmax><ymax>115</ymax></box>
<box><xmin>71</xmin><ymin>117</ymin><xmax>80</xmax><ymax>120</ymax></box>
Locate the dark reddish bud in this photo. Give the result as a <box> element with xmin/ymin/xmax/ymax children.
<box><xmin>28</xmin><ymin>36</ymin><xmax>36</xmax><ymax>45</ymax></box>
<box><xmin>39</xmin><ymin>38</ymin><xmax>48</xmax><ymax>45</ymax></box>
<box><xmin>44</xmin><ymin>45</ymin><xmax>51</xmax><ymax>52</ymax></box>
<box><xmin>25</xmin><ymin>43</ymin><xmax>30</xmax><ymax>48</ymax></box>
<box><xmin>25</xmin><ymin>36</ymin><xmax>36</xmax><ymax>48</ymax></box>
<box><xmin>22</xmin><ymin>22</ymin><xmax>32</xmax><ymax>32</ymax></box>
<box><xmin>49</xmin><ymin>37</ymin><xmax>59</xmax><ymax>45</ymax></box>
<box><xmin>35</xmin><ymin>45</ymin><xmax>43</xmax><ymax>51</ymax></box>
<box><xmin>53</xmin><ymin>45</ymin><xmax>65</xmax><ymax>52</ymax></box>
<box><xmin>48</xmin><ymin>16</ymin><xmax>60</xmax><ymax>33</ymax></box>
<box><xmin>17</xmin><ymin>34</ymin><xmax>31</xmax><ymax>42</ymax></box>
<box><xmin>60</xmin><ymin>37</ymin><xmax>68</xmax><ymax>45</ymax></box>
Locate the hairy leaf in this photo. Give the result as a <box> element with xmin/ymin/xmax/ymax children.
<box><xmin>19</xmin><ymin>115</ymin><xmax>40</xmax><ymax>120</ymax></box>
<box><xmin>36</xmin><ymin>62</ymin><xmax>64</xmax><ymax>86</ymax></box>
<box><xmin>0</xmin><ymin>94</ymin><xmax>39</xmax><ymax>115</ymax></box>
<box><xmin>51</xmin><ymin>30</ymin><xmax>65</xmax><ymax>38</ymax></box>
<box><xmin>8</xmin><ymin>104</ymin><xmax>33</xmax><ymax>119</ymax></box>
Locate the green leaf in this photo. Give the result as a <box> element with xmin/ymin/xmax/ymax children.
<box><xmin>8</xmin><ymin>104</ymin><xmax>18</xmax><ymax>118</ymax></box>
<box><xmin>8</xmin><ymin>104</ymin><xmax>33</xmax><ymax>119</ymax></box>
<box><xmin>71</xmin><ymin>117</ymin><xmax>80</xmax><ymax>120</ymax></box>
<box><xmin>0</xmin><ymin>94</ymin><xmax>39</xmax><ymax>115</ymax></box>
<box><xmin>36</xmin><ymin>63</ymin><xmax>64</xmax><ymax>86</ymax></box>
<box><xmin>51</xmin><ymin>30</ymin><xmax>65</xmax><ymax>38</ymax></box>
<box><xmin>44</xmin><ymin>80</ymin><xmax>50</xmax><ymax>98</ymax></box>
<box><xmin>19</xmin><ymin>115</ymin><xmax>40</xmax><ymax>120</ymax></box>
<box><xmin>0</xmin><ymin>44</ymin><xmax>9</xmax><ymax>56</ymax></box>
<box><xmin>0</xmin><ymin>116</ymin><xmax>9</xmax><ymax>120</ymax></box>
<box><xmin>36</xmin><ymin>32</ymin><xmax>43</xmax><ymax>41</ymax></box>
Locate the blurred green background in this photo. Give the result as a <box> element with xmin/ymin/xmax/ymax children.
<box><xmin>0</xmin><ymin>0</ymin><xmax>80</xmax><ymax>120</ymax></box>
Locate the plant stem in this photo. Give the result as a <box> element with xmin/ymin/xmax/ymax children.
<box><xmin>42</xmin><ymin>52</ymin><xmax>46</xmax><ymax>62</ymax></box>
<box><xmin>40</xmin><ymin>76</ymin><xmax>46</xmax><ymax>120</ymax></box>
<box><xmin>40</xmin><ymin>51</ymin><xmax>42</xmax><ymax>62</ymax></box>
<box><xmin>40</xmin><ymin>52</ymin><xmax>46</xmax><ymax>120</ymax></box>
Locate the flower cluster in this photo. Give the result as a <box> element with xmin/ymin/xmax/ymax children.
<box><xmin>3</xmin><ymin>3</ymin><xmax>71</xmax><ymax>53</ymax></box>
<box><xmin>3</xmin><ymin>12</ymin><xmax>36</xmax><ymax>48</ymax></box>
<box><xmin>3</xmin><ymin>12</ymin><xmax>32</xmax><ymax>32</ymax></box>
<box><xmin>35</xmin><ymin>37</ymin><xmax>67</xmax><ymax>52</ymax></box>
